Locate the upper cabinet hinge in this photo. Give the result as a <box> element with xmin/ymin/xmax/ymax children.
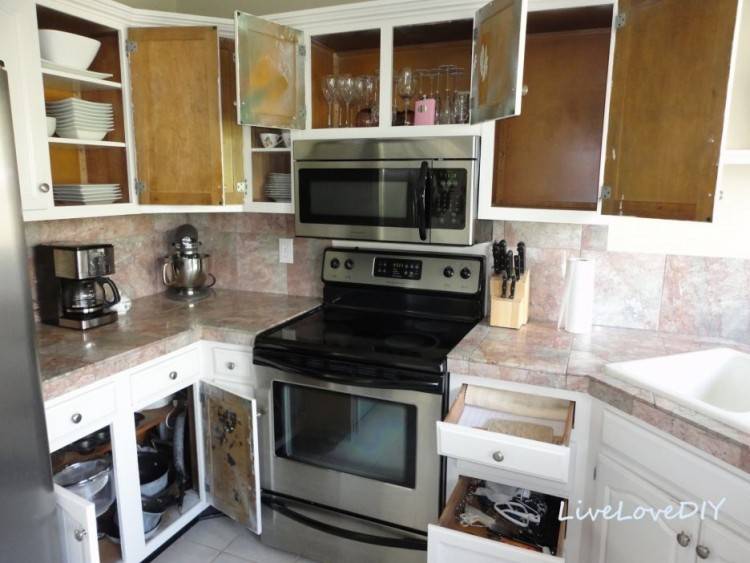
<box><xmin>236</xmin><ymin>180</ymin><xmax>248</xmax><ymax>194</ymax></box>
<box><xmin>615</xmin><ymin>13</ymin><xmax>627</xmax><ymax>29</ymax></box>
<box><xmin>134</xmin><ymin>179</ymin><xmax>146</xmax><ymax>195</ymax></box>
<box><xmin>125</xmin><ymin>39</ymin><xmax>137</xmax><ymax>55</ymax></box>
<box><xmin>473</xmin><ymin>27</ymin><xmax>479</xmax><ymax>41</ymax></box>
<box><xmin>298</xmin><ymin>44</ymin><xmax>306</xmax><ymax>57</ymax></box>
<box><xmin>593</xmin><ymin>466</ymin><xmax>598</xmax><ymax>481</ymax></box>
<box><xmin>600</xmin><ymin>185</ymin><xmax>612</xmax><ymax>200</ymax></box>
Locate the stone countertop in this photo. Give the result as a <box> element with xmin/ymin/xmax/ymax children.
<box><xmin>448</xmin><ymin>321</ymin><xmax>750</xmax><ymax>473</ymax></box>
<box><xmin>37</xmin><ymin>289</ymin><xmax>320</xmax><ymax>401</ymax></box>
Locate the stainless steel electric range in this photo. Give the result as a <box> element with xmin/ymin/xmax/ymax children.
<box><xmin>252</xmin><ymin>247</ymin><xmax>485</xmax><ymax>563</ymax></box>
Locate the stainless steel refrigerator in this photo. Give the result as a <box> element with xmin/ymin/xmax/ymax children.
<box><xmin>0</xmin><ymin>63</ymin><xmax>62</xmax><ymax>562</ymax></box>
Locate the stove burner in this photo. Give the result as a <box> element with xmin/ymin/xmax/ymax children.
<box><xmin>384</xmin><ymin>332</ymin><xmax>440</xmax><ymax>350</ymax></box>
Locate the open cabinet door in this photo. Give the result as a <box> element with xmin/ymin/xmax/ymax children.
<box><xmin>55</xmin><ymin>484</ymin><xmax>99</xmax><ymax>563</ymax></box>
<box><xmin>128</xmin><ymin>26</ymin><xmax>223</xmax><ymax>205</ymax></box>
<box><xmin>601</xmin><ymin>0</ymin><xmax>738</xmax><ymax>221</ymax></box>
<box><xmin>470</xmin><ymin>0</ymin><xmax>528</xmax><ymax>124</ymax></box>
<box><xmin>201</xmin><ymin>381</ymin><xmax>261</xmax><ymax>534</ymax></box>
<box><xmin>234</xmin><ymin>11</ymin><xmax>306</xmax><ymax>129</ymax></box>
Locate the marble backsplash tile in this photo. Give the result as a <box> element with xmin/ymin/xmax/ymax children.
<box><xmin>23</xmin><ymin>213</ymin><xmax>328</xmax><ymax>306</ymax></box>
<box><xmin>496</xmin><ymin>221</ymin><xmax>750</xmax><ymax>341</ymax></box>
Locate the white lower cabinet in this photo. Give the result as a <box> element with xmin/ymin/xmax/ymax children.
<box><xmin>694</xmin><ymin>519</ymin><xmax>750</xmax><ymax>563</ymax></box>
<box><xmin>591</xmin><ymin>456</ymin><xmax>698</xmax><ymax>563</ymax></box>
<box><xmin>50</xmin><ymin>345</ymin><xmax>261</xmax><ymax>563</ymax></box>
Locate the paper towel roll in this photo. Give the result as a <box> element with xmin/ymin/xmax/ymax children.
<box><xmin>557</xmin><ymin>257</ymin><xmax>595</xmax><ymax>334</ymax></box>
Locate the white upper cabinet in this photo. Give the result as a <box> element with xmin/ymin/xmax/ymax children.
<box><xmin>470</xmin><ymin>0</ymin><xmax>527</xmax><ymax>124</ymax></box>
<box><xmin>235</xmin><ymin>11</ymin><xmax>307</xmax><ymax>129</ymax></box>
<box><xmin>0</xmin><ymin>0</ymin><xmax>53</xmax><ymax>212</ymax></box>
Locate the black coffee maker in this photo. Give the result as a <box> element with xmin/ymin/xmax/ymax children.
<box><xmin>35</xmin><ymin>243</ymin><xmax>121</xmax><ymax>330</ymax></box>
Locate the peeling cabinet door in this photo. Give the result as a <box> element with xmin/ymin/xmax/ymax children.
<box><xmin>470</xmin><ymin>0</ymin><xmax>528</xmax><ymax>124</ymax></box>
<box><xmin>201</xmin><ymin>382</ymin><xmax>261</xmax><ymax>534</ymax></box>
<box><xmin>234</xmin><ymin>11</ymin><xmax>306</xmax><ymax>129</ymax></box>
<box><xmin>55</xmin><ymin>484</ymin><xmax>99</xmax><ymax>563</ymax></box>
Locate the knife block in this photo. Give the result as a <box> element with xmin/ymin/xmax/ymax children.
<box><xmin>489</xmin><ymin>271</ymin><xmax>530</xmax><ymax>329</ymax></box>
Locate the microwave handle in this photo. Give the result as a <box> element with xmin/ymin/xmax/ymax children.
<box><xmin>416</xmin><ymin>161</ymin><xmax>431</xmax><ymax>241</ymax></box>
<box><xmin>263</xmin><ymin>494</ymin><xmax>427</xmax><ymax>551</ymax></box>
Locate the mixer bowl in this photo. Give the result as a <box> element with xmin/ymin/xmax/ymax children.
<box><xmin>162</xmin><ymin>253</ymin><xmax>215</xmax><ymax>290</ymax></box>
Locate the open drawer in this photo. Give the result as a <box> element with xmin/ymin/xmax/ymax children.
<box><xmin>428</xmin><ymin>476</ymin><xmax>566</xmax><ymax>563</ymax></box>
<box><xmin>437</xmin><ymin>385</ymin><xmax>575</xmax><ymax>483</ymax></box>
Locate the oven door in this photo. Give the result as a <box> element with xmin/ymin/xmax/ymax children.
<box><xmin>294</xmin><ymin>160</ymin><xmax>434</xmax><ymax>244</ymax></box>
<box><xmin>253</xmin><ymin>364</ymin><xmax>442</xmax><ymax>533</ymax></box>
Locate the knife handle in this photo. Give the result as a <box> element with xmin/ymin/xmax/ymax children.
<box><xmin>505</xmin><ymin>250</ymin><xmax>514</xmax><ymax>279</ymax></box>
<box><xmin>513</xmin><ymin>254</ymin><xmax>520</xmax><ymax>280</ymax></box>
<box><xmin>509</xmin><ymin>276</ymin><xmax>516</xmax><ymax>299</ymax></box>
<box><xmin>517</xmin><ymin>242</ymin><xmax>525</xmax><ymax>276</ymax></box>
<box><xmin>501</xmin><ymin>276</ymin><xmax>508</xmax><ymax>298</ymax></box>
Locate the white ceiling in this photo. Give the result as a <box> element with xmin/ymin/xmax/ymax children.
<box><xmin>119</xmin><ymin>0</ymin><xmax>362</xmax><ymax>17</ymax></box>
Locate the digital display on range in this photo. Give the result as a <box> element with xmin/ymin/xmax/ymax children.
<box><xmin>373</xmin><ymin>257</ymin><xmax>422</xmax><ymax>280</ymax></box>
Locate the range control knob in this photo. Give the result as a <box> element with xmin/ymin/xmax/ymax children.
<box><xmin>460</xmin><ymin>267</ymin><xmax>472</xmax><ymax>280</ymax></box>
<box><xmin>443</xmin><ymin>266</ymin><xmax>455</xmax><ymax>278</ymax></box>
<box><xmin>330</xmin><ymin>258</ymin><xmax>341</xmax><ymax>269</ymax></box>
<box><xmin>344</xmin><ymin>259</ymin><xmax>354</xmax><ymax>270</ymax></box>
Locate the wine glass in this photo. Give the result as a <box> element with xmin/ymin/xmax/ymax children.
<box><xmin>397</xmin><ymin>67</ymin><xmax>415</xmax><ymax>126</ymax></box>
<box><xmin>438</xmin><ymin>65</ymin><xmax>455</xmax><ymax>124</ymax></box>
<box><xmin>336</xmin><ymin>74</ymin><xmax>354</xmax><ymax>127</ymax></box>
<box><xmin>353</xmin><ymin>76</ymin><xmax>366</xmax><ymax>127</ymax></box>
<box><xmin>362</xmin><ymin>74</ymin><xmax>377</xmax><ymax>127</ymax></box>
<box><xmin>322</xmin><ymin>74</ymin><xmax>337</xmax><ymax>128</ymax></box>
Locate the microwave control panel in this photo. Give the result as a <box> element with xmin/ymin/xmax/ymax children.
<box><xmin>431</xmin><ymin>169</ymin><xmax>466</xmax><ymax>229</ymax></box>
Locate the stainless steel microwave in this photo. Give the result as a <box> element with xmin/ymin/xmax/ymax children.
<box><xmin>293</xmin><ymin>137</ymin><xmax>491</xmax><ymax>246</ymax></box>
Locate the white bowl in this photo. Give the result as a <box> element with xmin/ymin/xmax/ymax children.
<box><xmin>55</xmin><ymin>127</ymin><xmax>108</xmax><ymax>141</ymax></box>
<box><xmin>46</xmin><ymin>116</ymin><xmax>56</xmax><ymax>137</ymax></box>
<box><xmin>38</xmin><ymin>30</ymin><xmax>101</xmax><ymax>71</ymax></box>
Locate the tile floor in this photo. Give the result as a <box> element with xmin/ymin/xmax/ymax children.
<box><xmin>152</xmin><ymin>516</ymin><xmax>317</xmax><ymax>563</ymax></box>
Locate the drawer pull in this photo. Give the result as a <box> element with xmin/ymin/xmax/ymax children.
<box><xmin>676</xmin><ymin>531</ymin><xmax>691</xmax><ymax>547</ymax></box>
<box><xmin>169</xmin><ymin>371</ymin><xmax>178</xmax><ymax>380</ymax></box>
<box><xmin>71</xmin><ymin>413</ymin><xmax>83</xmax><ymax>424</ymax></box>
<box><xmin>492</xmin><ymin>450</ymin><xmax>505</xmax><ymax>463</ymax></box>
<box><xmin>74</xmin><ymin>529</ymin><xmax>87</xmax><ymax>542</ymax></box>
<box><xmin>226</xmin><ymin>361</ymin><xmax>236</xmax><ymax>370</ymax></box>
<box><xmin>696</xmin><ymin>545</ymin><xmax>710</xmax><ymax>559</ymax></box>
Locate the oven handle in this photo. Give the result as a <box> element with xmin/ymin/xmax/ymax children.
<box><xmin>263</xmin><ymin>495</ymin><xmax>427</xmax><ymax>551</ymax></box>
<box><xmin>253</xmin><ymin>355</ymin><xmax>443</xmax><ymax>394</ymax></box>
<box><xmin>416</xmin><ymin>160</ymin><xmax>431</xmax><ymax>241</ymax></box>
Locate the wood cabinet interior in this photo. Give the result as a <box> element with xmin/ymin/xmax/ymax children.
<box><xmin>392</xmin><ymin>20</ymin><xmax>472</xmax><ymax>125</ymax></box>
<box><xmin>602</xmin><ymin>0</ymin><xmax>738</xmax><ymax>222</ymax></box>
<box><xmin>219</xmin><ymin>38</ymin><xmax>245</xmax><ymax>205</ymax></box>
<box><xmin>38</xmin><ymin>6</ymin><xmax>130</xmax><ymax>206</ymax></box>
<box><xmin>439</xmin><ymin>476</ymin><xmax>567</xmax><ymax>556</ymax></box>
<box><xmin>310</xmin><ymin>30</ymin><xmax>380</xmax><ymax>128</ymax></box>
<box><xmin>492</xmin><ymin>6</ymin><xmax>612</xmax><ymax>210</ymax></box>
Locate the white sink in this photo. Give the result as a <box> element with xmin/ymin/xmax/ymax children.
<box><xmin>604</xmin><ymin>348</ymin><xmax>750</xmax><ymax>433</ymax></box>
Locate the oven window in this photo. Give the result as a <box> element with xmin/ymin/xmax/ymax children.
<box><xmin>273</xmin><ymin>382</ymin><xmax>417</xmax><ymax>488</ymax></box>
<box><xmin>298</xmin><ymin>168</ymin><xmax>418</xmax><ymax>227</ymax></box>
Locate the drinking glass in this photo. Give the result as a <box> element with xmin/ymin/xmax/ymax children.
<box><xmin>322</xmin><ymin>74</ymin><xmax>337</xmax><ymax>128</ymax></box>
<box><xmin>363</xmin><ymin>74</ymin><xmax>377</xmax><ymax>127</ymax></box>
<box><xmin>453</xmin><ymin>91</ymin><xmax>470</xmax><ymax>124</ymax></box>
<box><xmin>397</xmin><ymin>67</ymin><xmax>415</xmax><ymax>126</ymax></box>
<box><xmin>438</xmin><ymin>65</ymin><xmax>455</xmax><ymax>124</ymax></box>
<box><xmin>353</xmin><ymin>76</ymin><xmax>366</xmax><ymax>126</ymax></box>
<box><xmin>336</xmin><ymin>74</ymin><xmax>355</xmax><ymax>127</ymax></box>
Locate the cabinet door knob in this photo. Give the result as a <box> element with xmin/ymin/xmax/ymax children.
<box><xmin>492</xmin><ymin>451</ymin><xmax>504</xmax><ymax>463</ymax></box>
<box><xmin>74</xmin><ymin>528</ymin><xmax>87</xmax><ymax>542</ymax></box>
<box><xmin>676</xmin><ymin>531</ymin><xmax>691</xmax><ymax>547</ymax></box>
<box><xmin>696</xmin><ymin>545</ymin><xmax>710</xmax><ymax>559</ymax></box>
<box><xmin>71</xmin><ymin>413</ymin><xmax>82</xmax><ymax>424</ymax></box>
<box><xmin>226</xmin><ymin>361</ymin><xmax>236</xmax><ymax>370</ymax></box>
<box><xmin>169</xmin><ymin>371</ymin><xmax>178</xmax><ymax>380</ymax></box>
<box><xmin>38</xmin><ymin>182</ymin><xmax>51</xmax><ymax>193</ymax></box>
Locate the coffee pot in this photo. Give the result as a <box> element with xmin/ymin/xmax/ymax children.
<box><xmin>61</xmin><ymin>277</ymin><xmax>121</xmax><ymax>316</ymax></box>
<box><xmin>163</xmin><ymin>224</ymin><xmax>216</xmax><ymax>299</ymax></box>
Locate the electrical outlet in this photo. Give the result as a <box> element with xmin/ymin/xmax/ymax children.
<box><xmin>279</xmin><ymin>238</ymin><xmax>294</xmax><ymax>264</ymax></box>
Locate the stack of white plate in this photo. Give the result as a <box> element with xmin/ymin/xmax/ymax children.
<box><xmin>263</xmin><ymin>173</ymin><xmax>291</xmax><ymax>202</ymax></box>
<box><xmin>46</xmin><ymin>98</ymin><xmax>114</xmax><ymax>141</ymax></box>
<box><xmin>53</xmin><ymin>184</ymin><xmax>122</xmax><ymax>205</ymax></box>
